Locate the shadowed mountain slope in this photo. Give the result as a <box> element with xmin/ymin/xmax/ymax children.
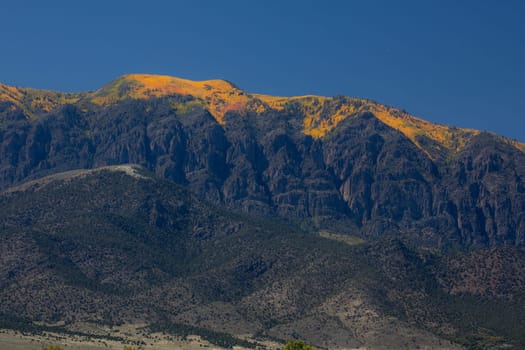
<box><xmin>1</xmin><ymin>166</ymin><xmax>525</xmax><ymax>349</ymax></box>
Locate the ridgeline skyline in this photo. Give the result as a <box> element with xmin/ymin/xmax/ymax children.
<box><xmin>1</xmin><ymin>0</ymin><xmax>523</xmax><ymax>140</ymax></box>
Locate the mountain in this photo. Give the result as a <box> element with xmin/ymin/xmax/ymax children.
<box><xmin>1</xmin><ymin>74</ymin><xmax>525</xmax><ymax>349</ymax></box>
<box><xmin>1</xmin><ymin>74</ymin><xmax>525</xmax><ymax>249</ymax></box>
<box><xmin>1</xmin><ymin>165</ymin><xmax>524</xmax><ymax>349</ymax></box>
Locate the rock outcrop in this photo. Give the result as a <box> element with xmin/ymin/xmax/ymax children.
<box><xmin>1</xmin><ymin>74</ymin><xmax>524</xmax><ymax>248</ymax></box>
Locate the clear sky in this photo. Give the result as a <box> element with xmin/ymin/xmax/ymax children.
<box><xmin>1</xmin><ymin>0</ymin><xmax>524</xmax><ymax>140</ymax></box>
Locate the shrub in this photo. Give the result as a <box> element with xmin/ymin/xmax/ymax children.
<box><xmin>283</xmin><ymin>339</ymin><xmax>315</xmax><ymax>350</ymax></box>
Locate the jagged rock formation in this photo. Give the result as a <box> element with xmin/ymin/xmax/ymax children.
<box><xmin>1</xmin><ymin>74</ymin><xmax>524</xmax><ymax>249</ymax></box>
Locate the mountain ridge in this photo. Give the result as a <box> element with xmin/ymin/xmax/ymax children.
<box><xmin>1</xmin><ymin>73</ymin><xmax>525</xmax><ymax>248</ymax></box>
<box><xmin>3</xmin><ymin>164</ymin><xmax>150</xmax><ymax>193</ymax></box>
<box><xmin>2</xmin><ymin>74</ymin><xmax>523</xmax><ymax>157</ymax></box>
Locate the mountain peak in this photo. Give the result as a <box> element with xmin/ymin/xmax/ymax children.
<box><xmin>120</xmin><ymin>73</ymin><xmax>239</xmax><ymax>94</ymax></box>
<box><xmin>91</xmin><ymin>73</ymin><xmax>248</xmax><ymax>123</ymax></box>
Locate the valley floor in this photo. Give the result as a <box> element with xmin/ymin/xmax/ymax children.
<box><xmin>0</xmin><ymin>327</ymin><xmax>263</xmax><ymax>350</ymax></box>
<box><xmin>0</xmin><ymin>326</ymin><xmax>464</xmax><ymax>350</ymax></box>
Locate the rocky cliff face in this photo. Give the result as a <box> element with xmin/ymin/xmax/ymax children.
<box><xmin>1</xmin><ymin>74</ymin><xmax>524</xmax><ymax>248</ymax></box>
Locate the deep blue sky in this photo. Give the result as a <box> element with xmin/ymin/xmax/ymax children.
<box><xmin>1</xmin><ymin>1</ymin><xmax>524</xmax><ymax>140</ymax></box>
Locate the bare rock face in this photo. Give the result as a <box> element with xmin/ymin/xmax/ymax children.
<box><xmin>444</xmin><ymin>133</ymin><xmax>525</xmax><ymax>247</ymax></box>
<box><xmin>322</xmin><ymin>113</ymin><xmax>438</xmax><ymax>232</ymax></box>
<box><xmin>1</xmin><ymin>77</ymin><xmax>525</xmax><ymax>249</ymax></box>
